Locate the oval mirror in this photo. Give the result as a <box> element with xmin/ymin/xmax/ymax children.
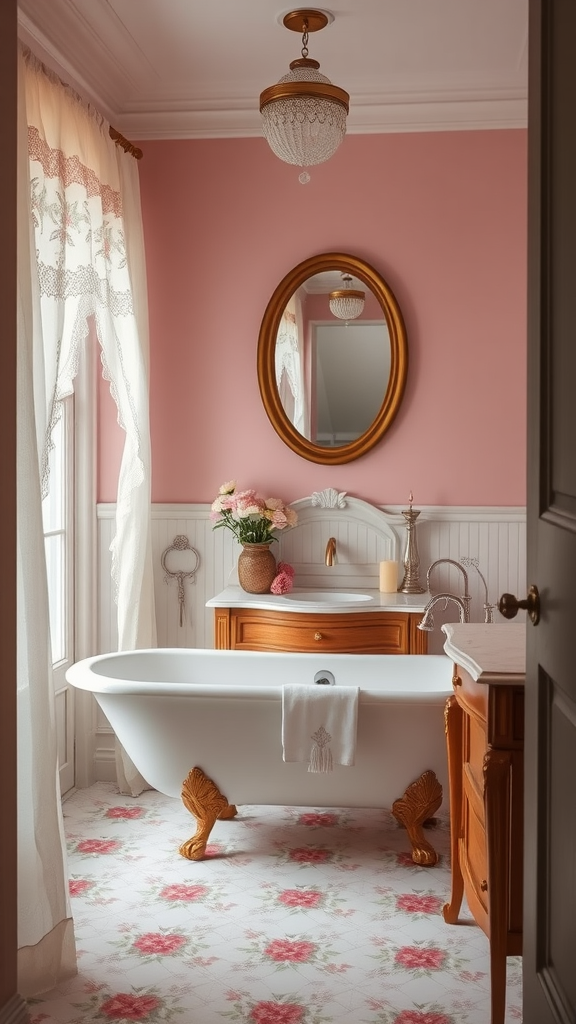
<box><xmin>257</xmin><ymin>253</ymin><xmax>408</xmax><ymax>464</ymax></box>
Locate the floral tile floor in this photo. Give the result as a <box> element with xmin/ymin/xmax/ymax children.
<box><xmin>28</xmin><ymin>783</ymin><xmax>522</xmax><ymax>1023</ymax></box>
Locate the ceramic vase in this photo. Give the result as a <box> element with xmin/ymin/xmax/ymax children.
<box><xmin>237</xmin><ymin>542</ymin><xmax>277</xmax><ymax>594</ymax></box>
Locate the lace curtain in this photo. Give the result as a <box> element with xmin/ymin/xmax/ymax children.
<box><xmin>17</xmin><ymin>45</ymin><xmax>156</xmax><ymax>994</ymax></box>
<box><xmin>275</xmin><ymin>293</ymin><xmax>307</xmax><ymax>436</ymax></box>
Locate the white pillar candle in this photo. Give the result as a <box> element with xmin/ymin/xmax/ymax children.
<box><xmin>379</xmin><ymin>560</ymin><xmax>399</xmax><ymax>593</ymax></box>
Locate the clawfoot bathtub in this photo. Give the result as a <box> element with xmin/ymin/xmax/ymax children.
<box><xmin>67</xmin><ymin>649</ymin><xmax>452</xmax><ymax>864</ymax></box>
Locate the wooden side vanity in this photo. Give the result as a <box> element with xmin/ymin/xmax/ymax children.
<box><xmin>207</xmin><ymin>588</ymin><xmax>429</xmax><ymax>654</ymax></box>
<box><xmin>442</xmin><ymin>622</ymin><xmax>525</xmax><ymax>1024</ymax></box>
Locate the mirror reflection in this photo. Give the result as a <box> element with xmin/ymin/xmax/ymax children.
<box><xmin>257</xmin><ymin>252</ymin><xmax>408</xmax><ymax>465</ymax></box>
<box><xmin>276</xmin><ymin>271</ymin><xmax>391</xmax><ymax>447</ymax></box>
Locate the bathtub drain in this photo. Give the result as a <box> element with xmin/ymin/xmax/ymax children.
<box><xmin>314</xmin><ymin>670</ymin><xmax>335</xmax><ymax>686</ymax></box>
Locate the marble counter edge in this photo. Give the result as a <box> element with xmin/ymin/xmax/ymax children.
<box><xmin>442</xmin><ymin>622</ymin><xmax>526</xmax><ymax>682</ymax></box>
<box><xmin>206</xmin><ymin>586</ymin><xmax>431</xmax><ymax>615</ymax></box>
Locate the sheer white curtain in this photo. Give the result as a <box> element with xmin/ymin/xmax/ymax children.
<box><xmin>17</xmin><ymin>45</ymin><xmax>156</xmax><ymax>993</ymax></box>
<box><xmin>275</xmin><ymin>292</ymin><xmax>307</xmax><ymax>435</ymax></box>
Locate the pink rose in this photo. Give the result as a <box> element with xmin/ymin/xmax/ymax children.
<box><xmin>132</xmin><ymin>932</ymin><xmax>186</xmax><ymax>956</ymax></box>
<box><xmin>100</xmin><ymin>993</ymin><xmax>161</xmax><ymax>1020</ymax></box>
<box><xmin>68</xmin><ymin>879</ymin><xmax>94</xmax><ymax>897</ymax></box>
<box><xmin>264</xmin><ymin>938</ymin><xmax>316</xmax><ymax>963</ymax></box>
<box><xmin>394</xmin><ymin>946</ymin><xmax>446</xmax><ymax>970</ymax></box>
<box><xmin>299</xmin><ymin>812</ymin><xmax>337</xmax><ymax>827</ymax></box>
<box><xmin>105</xmin><ymin>806</ymin><xmax>144</xmax><ymax>819</ymax></box>
<box><xmin>250</xmin><ymin>1002</ymin><xmax>304</xmax><ymax>1024</ymax></box>
<box><xmin>278</xmin><ymin>889</ymin><xmax>322</xmax><ymax>908</ymax></box>
<box><xmin>76</xmin><ymin>839</ymin><xmax>120</xmax><ymax>855</ymax></box>
<box><xmin>159</xmin><ymin>883</ymin><xmax>209</xmax><ymax>902</ymax></box>
<box><xmin>289</xmin><ymin>847</ymin><xmax>332</xmax><ymax>864</ymax></box>
<box><xmin>395</xmin><ymin>893</ymin><xmax>443</xmax><ymax>915</ymax></box>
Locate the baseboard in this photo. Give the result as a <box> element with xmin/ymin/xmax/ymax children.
<box><xmin>93</xmin><ymin>747</ymin><xmax>117</xmax><ymax>783</ymax></box>
<box><xmin>0</xmin><ymin>993</ymin><xmax>30</xmax><ymax>1024</ymax></box>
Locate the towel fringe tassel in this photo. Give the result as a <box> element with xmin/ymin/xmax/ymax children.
<box><xmin>308</xmin><ymin>730</ymin><xmax>333</xmax><ymax>773</ymax></box>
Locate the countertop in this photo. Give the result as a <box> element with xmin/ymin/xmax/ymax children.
<box><xmin>442</xmin><ymin>622</ymin><xmax>526</xmax><ymax>684</ymax></box>
<box><xmin>206</xmin><ymin>585</ymin><xmax>431</xmax><ymax>615</ymax></box>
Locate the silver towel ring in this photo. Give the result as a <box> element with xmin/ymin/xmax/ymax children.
<box><xmin>161</xmin><ymin>535</ymin><xmax>200</xmax><ymax>627</ymax></box>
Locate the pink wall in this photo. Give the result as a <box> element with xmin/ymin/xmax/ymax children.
<box><xmin>98</xmin><ymin>129</ymin><xmax>527</xmax><ymax>507</ymax></box>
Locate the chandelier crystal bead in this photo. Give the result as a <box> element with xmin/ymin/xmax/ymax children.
<box><xmin>329</xmin><ymin>274</ymin><xmax>365</xmax><ymax>321</ymax></box>
<box><xmin>259</xmin><ymin>10</ymin><xmax>349</xmax><ymax>177</ymax></box>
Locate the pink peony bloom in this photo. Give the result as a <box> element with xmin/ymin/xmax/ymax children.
<box><xmin>277</xmin><ymin>562</ymin><xmax>295</xmax><ymax>577</ymax></box>
<box><xmin>76</xmin><ymin>839</ymin><xmax>120</xmax><ymax>855</ymax></box>
<box><xmin>299</xmin><ymin>812</ymin><xmax>338</xmax><ymax>827</ymax></box>
<box><xmin>264</xmin><ymin>938</ymin><xmax>316</xmax><ymax>963</ymax></box>
<box><xmin>278</xmin><ymin>889</ymin><xmax>322</xmax><ymax>909</ymax></box>
<box><xmin>396</xmin><ymin>893</ymin><xmax>443</xmax><ymax>915</ymax></box>
<box><xmin>68</xmin><ymin>879</ymin><xmax>94</xmax><ymax>897</ymax></box>
<box><xmin>250</xmin><ymin>1002</ymin><xmax>304</xmax><ymax>1024</ymax></box>
<box><xmin>289</xmin><ymin>847</ymin><xmax>332</xmax><ymax>864</ymax></box>
<box><xmin>394</xmin><ymin>945</ymin><xmax>446</xmax><ymax>970</ymax></box>
<box><xmin>159</xmin><ymin>883</ymin><xmax>209</xmax><ymax>902</ymax></box>
<box><xmin>132</xmin><ymin>932</ymin><xmax>186</xmax><ymax>956</ymax></box>
<box><xmin>99</xmin><ymin>993</ymin><xmax>161</xmax><ymax>1020</ymax></box>
<box><xmin>270</xmin><ymin>572</ymin><xmax>293</xmax><ymax>595</ymax></box>
<box><xmin>105</xmin><ymin>806</ymin><xmax>144</xmax><ymax>819</ymax></box>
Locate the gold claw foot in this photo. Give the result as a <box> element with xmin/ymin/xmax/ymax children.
<box><xmin>179</xmin><ymin>766</ymin><xmax>237</xmax><ymax>860</ymax></box>
<box><xmin>391</xmin><ymin>769</ymin><xmax>443</xmax><ymax>866</ymax></box>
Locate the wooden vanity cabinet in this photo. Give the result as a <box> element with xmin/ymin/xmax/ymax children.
<box><xmin>444</xmin><ymin>661</ymin><xmax>524</xmax><ymax>1024</ymax></box>
<box><xmin>213</xmin><ymin>607</ymin><xmax>428</xmax><ymax>654</ymax></box>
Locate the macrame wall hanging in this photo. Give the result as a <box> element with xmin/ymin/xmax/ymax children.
<box><xmin>161</xmin><ymin>535</ymin><xmax>200</xmax><ymax>627</ymax></box>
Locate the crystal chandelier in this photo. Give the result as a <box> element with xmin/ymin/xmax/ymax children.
<box><xmin>259</xmin><ymin>9</ymin><xmax>349</xmax><ymax>184</ymax></box>
<box><xmin>329</xmin><ymin>274</ymin><xmax>365</xmax><ymax>321</ymax></box>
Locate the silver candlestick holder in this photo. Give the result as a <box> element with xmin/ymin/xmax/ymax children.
<box><xmin>399</xmin><ymin>493</ymin><xmax>425</xmax><ymax>594</ymax></box>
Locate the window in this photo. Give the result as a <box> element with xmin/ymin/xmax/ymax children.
<box><xmin>42</xmin><ymin>395</ymin><xmax>75</xmax><ymax>794</ymax></box>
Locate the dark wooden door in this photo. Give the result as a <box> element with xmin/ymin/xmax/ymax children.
<box><xmin>524</xmin><ymin>1</ymin><xmax>576</xmax><ymax>1020</ymax></box>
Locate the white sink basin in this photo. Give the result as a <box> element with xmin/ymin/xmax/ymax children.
<box><xmin>283</xmin><ymin>591</ymin><xmax>374</xmax><ymax>605</ymax></box>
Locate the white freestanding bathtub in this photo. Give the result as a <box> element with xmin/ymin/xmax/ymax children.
<box><xmin>67</xmin><ymin>648</ymin><xmax>453</xmax><ymax>863</ymax></box>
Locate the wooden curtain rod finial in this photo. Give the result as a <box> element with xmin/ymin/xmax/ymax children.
<box><xmin>109</xmin><ymin>126</ymin><xmax>143</xmax><ymax>160</ymax></box>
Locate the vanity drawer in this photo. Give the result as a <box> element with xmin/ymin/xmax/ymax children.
<box><xmin>217</xmin><ymin>609</ymin><xmax>418</xmax><ymax>654</ymax></box>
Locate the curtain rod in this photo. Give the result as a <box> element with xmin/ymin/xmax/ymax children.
<box><xmin>109</xmin><ymin>126</ymin><xmax>143</xmax><ymax>160</ymax></box>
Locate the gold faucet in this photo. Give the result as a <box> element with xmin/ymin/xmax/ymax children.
<box><xmin>325</xmin><ymin>537</ymin><xmax>336</xmax><ymax>566</ymax></box>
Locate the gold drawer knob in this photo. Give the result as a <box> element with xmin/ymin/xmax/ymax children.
<box><xmin>314</xmin><ymin>632</ymin><xmax>323</xmax><ymax>641</ymax></box>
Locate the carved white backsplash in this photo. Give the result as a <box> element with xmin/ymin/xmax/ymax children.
<box><xmin>97</xmin><ymin>503</ymin><xmax>527</xmax><ymax>656</ymax></box>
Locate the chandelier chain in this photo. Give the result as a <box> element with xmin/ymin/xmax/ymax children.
<box><xmin>301</xmin><ymin>20</ymin><xmax>309</xmax><ymax>57</ymax></box>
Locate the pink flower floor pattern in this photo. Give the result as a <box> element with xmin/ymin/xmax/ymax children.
<box><xmin>28</xmin><ymin>783</ymin><xmax>522</xmax><ymax>1023</ymax></box>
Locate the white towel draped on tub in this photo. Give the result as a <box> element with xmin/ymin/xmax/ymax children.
<box><xmin>282</xmin><ymin>685</ymin><xmax>359</xmax><ymax>773</ymax></box>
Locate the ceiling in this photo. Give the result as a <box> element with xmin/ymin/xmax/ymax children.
<box><xmin>17</xmin><ymin>0</ymin><xmax>529</xmax><ymax>140</ymax></box>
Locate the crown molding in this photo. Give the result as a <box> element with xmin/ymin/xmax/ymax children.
<box><xmin>113</xmin><ymin>92</ymin><xmax>527</xmax><ymax>141</ymax></box>
<box><xmin>18</xmin><ymin>9</ymin><xmax>527</xmax><ymax>141</ymax></box>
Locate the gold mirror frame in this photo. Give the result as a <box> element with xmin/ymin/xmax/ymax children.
<box><xmin>257</xmin><ymin>252</ymin><xmax>408</xmax><ymax>464</ymax></box>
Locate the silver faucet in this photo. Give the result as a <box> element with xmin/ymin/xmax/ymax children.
<box><xmin>417</xmin><ymin>593</ymin><xmax>467</xmax><ymax>631</ymax></box>
<box><xmin>460</xmin><ymin>556</ymin><xmax>495</xmax><ymax>623</ymax></box>
<box><xmin>426</xmin><ymin>558</ymin><xmax>471</xmax><ymax>623</ymax></box>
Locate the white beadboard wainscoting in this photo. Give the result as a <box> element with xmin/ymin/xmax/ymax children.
<box><xmin>92</xmin><ymin>502</ymin><xmax>526</xmax><ymax>782</ymax></box>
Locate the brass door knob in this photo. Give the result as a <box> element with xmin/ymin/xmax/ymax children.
<box><xmin>498</xmin><ymin>584</ymin><xmax>540</xmax><ymax>626</ymax></box>
<box><xmin>314</xmin><ymin>632</ymin><xmax>323</xmax><ymax>641</ymax></box>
